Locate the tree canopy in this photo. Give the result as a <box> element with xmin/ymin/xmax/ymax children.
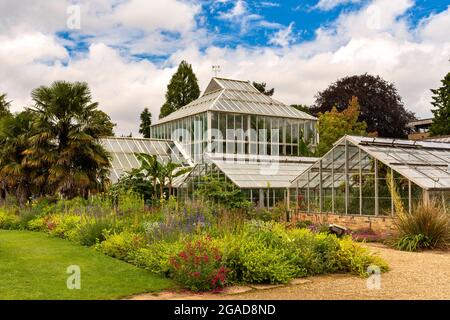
<box><xmin>0</xmin><ymin>93</ymin><xmax>11</xmax><ymax>118</ymax></box>
<box><xmin>252</xmin><ymin>82</ymin><xmax>275</xmax><ymax>96</ymax></box>
<box><xmin>317</xmin><ymin>96</ymin><xmax>368</xmax><ymax>156</ymax></box>
<box><xmin>159</xmin><ymin>61</ymin><xmax>200</xmax><ymax>119</ymax></box>
<box><xmin>139</xmin><ymin>108</ymin><xmax>152</xmax><ymax>138</ymax></box>
<box><xmin>311</xmin><ymin>74</ymin><xmax>415</xmax><ymax>138</ymax></box>
<box><xmin>290</xmin><ymin>104</ymin><xmax>311</xmax><ymax>114</ymax></box>
<box><xmin>18</xmin><ymin>81</ymin><xmax>114</xmax><ymax>199</ymax></box>
<box><xmin>429</xmin><ymin>72</ymin><xmax>450</xmax><ymax>136</ymax></box>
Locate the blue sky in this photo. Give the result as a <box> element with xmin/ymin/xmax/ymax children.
<box><xmin>0</xmin><ymin>0</ymin><xmax>449</xmax><ymax>134</ymax></box>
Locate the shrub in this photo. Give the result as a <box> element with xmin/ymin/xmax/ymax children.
<box><xmin>0</xmin><ymin>209</ymin><xmax>20</xmax><ymax>230</ymax></box>
<box><xmin>27</xmin><ymin>216</ymin><xmax>48</xmax><ymax>231</ymax></box>
<box><xmin>295</xmin><ymin>220</ymin><xmax>313</xmax><ymax>229</ymax></box>
<box><xmin>49</xmin><ymin>214</ymin><xmax>80</xmax><ymax>239</ymax></box>
<box><xmin>336</xmin><ymin>237</ymin><xmax>389</xmax><ymax>276</ymax></box>
<box><xmin>168</xmin><ymin>236</ymin><xmax>228</xmax><ymax>292</ymax></box>
<box><xmin>96</xmin><ymin>231</ymin><xmax>145</xmax><ymax>261</ymax></box>
<box><xmin>287</xmin><ymin>228</ymin><xmax>341</xmax><ymax>276</ymax></box>
<box><xmin>221</xmin><ymin>221</ymin><xmax>296</xmax><ymax>284</ymax></box>
<box><xmin>74</xmin><ymin>217</ymin><xmax>114</xmax><ymax>246</ymax></box>
<box><xmin>392</xmin><ymin>201</ymin><xmax>450</xmax><ymax>251</ymax></box>
<box><xmin>133</xmin><ymin>241</ymin><xmax>184</xmax><ymax>275</ymax></box>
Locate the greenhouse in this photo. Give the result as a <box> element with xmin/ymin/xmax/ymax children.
<box><xmin>150</xmin><ymin>77</ymin><xmax>318</xmax><ymax>162</ymax></box>
<box><xmin>178</xmin><ymin>153</ymin><xmax>318</xmax><ymax>208</ymax></box>
<box><xmin>101</xmin><ymin>137</ymin><xmax>192</xmax><ymax>183</ymax></box>
<box><xmin>289</xmin><ymin>135</ymin><xmax>450</xmax><ymax>216</ymax></box>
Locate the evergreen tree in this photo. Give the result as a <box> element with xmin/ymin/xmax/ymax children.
<box><xmin>159</xmin><ymin>61</ymin><xmax>200</xmax><ymax>119</ymax></box>
<box><xmin>252</xmin><ymin>82</ymin><xmax>275</xmax><ymax>96</ymax></box>
<box><xmin>0</xmin><ymin>93</ymin><xmax>11</xmax><ymax>118</ymax></box>
<box><xmin>430</xmin><ymin>72</ymin><xmax>450</xmax><ymax>136</ymax></box>
<box><xmin>139</xmin><ymin>108</ymin><xmax>152</xmax><ymax>138</ymax></box>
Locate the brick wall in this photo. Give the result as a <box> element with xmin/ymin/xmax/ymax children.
<box><xmin>291</xmin><ymin>212</ymin><xmax>396</xmax><ymax>233</ymax></box>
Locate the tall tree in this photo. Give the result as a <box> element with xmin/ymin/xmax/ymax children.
<box><xmin>159</xmin><ymin>61</ymin><xmax>200</xmax><ymax>119</ymax></box>
<box><xmin>252</xmin><ymin>82</ymin><xmax>275</xmax><ymax>96</ymax></box>
<box><xmin>25</xmin><ymin>81</ymin><xmax>113</xmax><ymax>198</ymax></box>
<box><xmin>311</xmin><ymin>74</ymin><xmax>415</xmax><ymax>138</ymax></box>
<box><xmin>0</xmin><ymin>111</ymin><xmax>36</xmax><ymax>204</ymax></box>
<box><xmin>0</xmin><ymin>93</ymin><xmax>11</xmax><ymax>118</ymax></box>
<box><xmin>317</xmin><ymin>96</ymin><xmax>368</xmax><ymax>156</ymax></box>
<box><xmin>139</xmin><ymin>108</ymin><xmax>152</xmax><ymax>138</ymax></box>
<box><xmin>429</xmin><ymin>72</ymin><xmax>450</xmax><ymax>136</ymax></box>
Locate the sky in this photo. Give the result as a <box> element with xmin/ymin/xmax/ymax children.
<box><xmin>0</xmin><ymin>0</ymin><xmax>449</xmax><ymax>135</ymax></box>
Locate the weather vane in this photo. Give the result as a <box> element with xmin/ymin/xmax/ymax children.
<box><xmin>212</xmin><ymin>65</ymin><xmax>221</xmax><ymax>77</ymax></box>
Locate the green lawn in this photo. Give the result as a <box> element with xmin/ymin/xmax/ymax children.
<box><xmin>0</xmin><ymin>230</ymin><xmax>173</xmax><ymax>300</ymax></box>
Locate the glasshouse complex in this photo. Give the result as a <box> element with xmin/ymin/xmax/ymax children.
<box><xmin>102</xmin><ymin>78</ymin><xmax>450</xmax><ymax>213</ymax></box>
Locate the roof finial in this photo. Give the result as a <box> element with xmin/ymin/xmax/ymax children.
<box><xmin>212</xmin><ymin>65</ymin><xmax>221</xmax><ymax>77</ymax></box>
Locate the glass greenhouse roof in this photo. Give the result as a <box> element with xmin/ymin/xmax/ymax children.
<box><xmin>154</xmin><ymin>78</ymin><xmax>317</xmax><ymax>125</ymax></box>
<box><xmin>101</xmin><ymin>137</ymin><xmax>192</xmax><ymax>183</ymax></box>
<box><xmin>290</xmin><ymin>135</ymin><xmax>450</xmax><ymax>191</ymax></box>
<box><xmin>205</xmin><ymin>153</ymin><xmax>318</xmax><ymax>189</ymax></box>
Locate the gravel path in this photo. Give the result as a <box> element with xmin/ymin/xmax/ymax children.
<box><xmin>130</xmin><ymin>244</ymin><xmax>450</xmax><ymax>300</ymax></box>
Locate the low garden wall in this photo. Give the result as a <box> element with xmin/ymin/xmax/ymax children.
<box><xmin>292</xmin><ymin>212</ymin><xmax>396</xmax><ymax>233</ymax></box>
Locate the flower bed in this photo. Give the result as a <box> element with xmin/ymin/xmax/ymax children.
<box><xmin>0</xmin><ymin>195</ymin><xmax>389</xmax><ymax>292</ymax></box>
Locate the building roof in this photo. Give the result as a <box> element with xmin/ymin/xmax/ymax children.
<box><xmin>153</xmin><ymin>77</ymin><xmax>317</xmax><ymax>125</ymax></box>
<box><xmin>426</xmin><ymin>135</ymin><xmax>450</xmax><ymax>143</ymax></box>
<box><xmin>101</xmin><ymin>137</ymin><xmax>193</xmax><ymax>183</ymax></box>
<box><xmin>290</xmin><ymin>135</ymin><xmax>450</xmax><ymax>191</ymax></box>
<box><xmin>407</xmin><ymin>118</ymin><xmax>434</xmax><ymax>128</ymax></box>
<box><xmin>200</xmin><ymin>153</ymin><xmax>318</xmax><ymax>189</ymax></box>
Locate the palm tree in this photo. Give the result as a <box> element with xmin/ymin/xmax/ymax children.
<box><xmin>161</xmin><ymin>160</ymin><xmax>191</xmax><ymax>197</ymax></box>
<box><xmin>0</xmin><ymin>93</ymin><xmax>11</xmax><ymax>118</ymax></box>
<box><xmin>135</xmin><ymin>153</ymin><xmax>162</xmax><ymax>198</ymax></box>
<box><xmin>24</xmin><ymin>81</ymin><xmax>113</xmax><ymax>198</ymax></box>
<box><xmin>0</xmin><ymin>111</ymin><xmax>37</xmax><ymax>204</ymax></box>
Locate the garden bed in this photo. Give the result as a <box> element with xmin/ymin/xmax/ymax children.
<box><xmin>0</xmin><ymin>194</ymin><xmax>389</xmax><ymax>293</ymax></box>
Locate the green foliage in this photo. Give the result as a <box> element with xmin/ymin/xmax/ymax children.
<box><xmin>0</xmin><ymin>93</ymin><xmax>11</xmax><ymax>118</ymax></box>
<box><xmin>430</xmin><ymin>72</ymin><xmax>450</xmax><ymax>136</ymax></box>
<box><xmin>73</xmin><ymin>217</ymin><xmax>114</xmax><ymax>246</ymax></box>
<box><xmin>194</xmin><ymin>175</ymin><xmax>251</xmax><ymax>210</ymax></box>
<box><xmin>290</xmin><ymin>104</ymin><xmax>311</xmax><ymax>114</ymax></box>
<box><xmin>311</xmin><ymin>73</ymin><xmax>415</xmax><ymax>138</ymax></box>
<box><xmin>159</xmin><ymin>60</ymin><xmax>200</xmax><ymax>119</ymax></box>
<box><xmin>252</xmin><ymin>82</ymin><xmax>274</xmax><ymax>96</ymax></box>
<box><xmin>26</xmin><ymin>81</ymin><xmax>113</xmax><ymax>198</ymax></box>
<box><xmin>247</xmin><ymin>203</ymin><xmax>284</xmax><ymax>222</ymax></box>
<box><xmin>392</xmin><ymin>201</ymin><xmax>450</xmax><ymax>251</ymax></box>
<box><xmin>317</xmin><ymin>96</ymin><xmax>367</xmax><ymax>156</ymax></box>
<box><xmin>133</xmin><ymin>241</ymin><xmax>184</xmax><ymax>275</ymax></box>
<box><xmin>96</xmin><ymin>231</ymin><xmax>145</xmax><ymax>261</ymax></box>
<box><xmin>0</xmin><ymin>197</ymin><xmax>389</xmax><ymax>291</ymax></box>
<box><xmin>139</xmin><ymin>108</ymin><xmax>152</xmax><ymax>138</ymax></box>
<box><xmin>0</xmin><ymin>111</ymin><xmax>37</xmax><ymax>204</ymax></box>
<box><xmin>0</xmin><ymin>82</ymin><xmax>114</xmax><ymax>202</ymax></box>
<box><xmin>0</xmin><ymin>209</ymin><xmax>20</xmax><ymax>229</ymax></box>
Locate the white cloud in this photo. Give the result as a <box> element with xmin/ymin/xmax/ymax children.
<box><xmin>219</xmin><ymin>0</ymin><xmax>247</xmax><ymax>19</ymax></box>
<box><xmin>0</xmin><ymin>0</ymin><xmax>449</xmax><ymax>136</ymax></box>
<box><xmin>315</xmin><ymin>0</ymin><xmax>361</xmax><ymax>11</ymax></box>
<box><xmin>269</xmin><ymin>22</ymin><xmax>295</xmax><ymax>47</ymax></box>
